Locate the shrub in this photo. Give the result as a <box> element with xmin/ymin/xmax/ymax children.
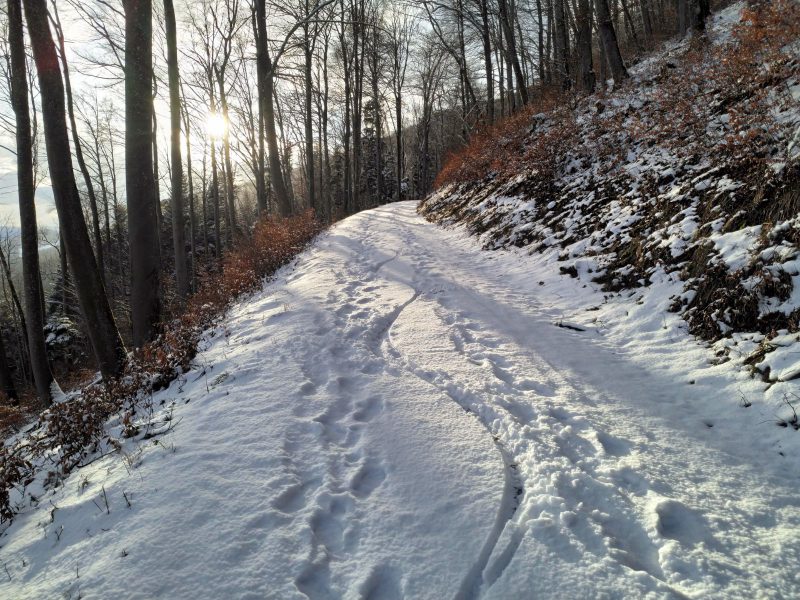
<box><xmin>0</xmin><ymin>210</ymin><xmax>322</xmax><ymax>523</ymax></box>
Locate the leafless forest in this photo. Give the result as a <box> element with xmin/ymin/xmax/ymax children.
<box><xmin>0</xmin><ymin>0</ymin><xmax>708</xmax><ymax>407</ymax></box>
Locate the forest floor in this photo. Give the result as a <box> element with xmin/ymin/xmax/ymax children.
<box><xmin>1</xmin><ymin>202</ymin><xmax>798</xmax><ymax>599</ymax></box>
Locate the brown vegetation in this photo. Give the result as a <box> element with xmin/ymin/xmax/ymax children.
<box><xmin>0</xmin><ymin>211</ymin><xmax>322</xmax><ymax>522</ymax></box>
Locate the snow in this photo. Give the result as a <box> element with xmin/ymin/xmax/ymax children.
<box><xmin>709</xmin><ymin>225</ymin><xmax>762</xmax><ymax>271</ymax></box>
<box><xmin>2</xmin><ymin>202</ymin><xmax>799</xmax><ymax>599</ymax></box>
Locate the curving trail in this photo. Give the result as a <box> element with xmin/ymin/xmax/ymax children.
<box><xmin>2</xmin><ymin>202</ymin><xmax>798</xmax><ymax>600</ymax></box>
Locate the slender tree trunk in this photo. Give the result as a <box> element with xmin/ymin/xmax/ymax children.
<box><xmin>152</xmin><ymin>109</ymin><xmax>163</xmax><ymax>232</ymax></box>
<box><xmin>352</xmin><ymin>0</ymin><xmax>363</xmax><ymax>211</ymax></box>
<box><xmin>200</xmin><ymin>145</ymin><xmax>210</xmax><ymax>258</ymax></box>
<box><xmin>576</xmin><ymin>0</ymin><xmax>596</xmax><ymax>93</ymax></box>
<box><xmin>51</xmin><ymin>5</ymin><xmax>106</xmax><ymax>281</ymax></box>
<box><xmin>595</xmin><ymin>0</ymin><xmax>629</xmax><ymax>84</ymax></box>
<box><xmin>370</xmin><ymin>26</ymin><xmax>382</xmax><ymax>205</ymax></box>
<box><xmin>506</xmin><ymin>39</ymin><xmax>515</xmax><ymax>113</ymax></box>
<box><xmin>92</xmin><ymin>123</ymin><xmax>112</xmax><ymax>293</ymax></box>
<box><xmin>180</xmin><ymin>98</ymin><xmax>197</xmax><ymax>291</ymax></box>
<box><xmin>215</xmin><ymin>72</ymin><xmax>238</xmax><ymax>239</ymax></box>
<box><xmin>0</xmin><ymin>327</ymin><xmax>17</xmax><ymax>404</ymax></box>
<box><xmin>0</xmin><ymin>245</ymin><xmax>27</xmax><ymax>358</ymax></box>
<box><xmin>498</xmin><ymin>0</ymin><xmax>528</xmax><ymax>105</ymax></box>
<box><xmin>186</xmin><ymin>138</ymin><xmax>196</xmax><ymax>291</ymax></box>
<box><xmin>210</xmin><ymin>135</ymin><xmax>222</xmax><ymax>256</ymax></box>
<box><xmin>689</xmin><ymin>0</ymin><xmax>708</xmax><ymax>32</ymax></box>
<box><xmin>124</xmin><ymin>0</ymin><xmax>161</xmax><ymax>347</ymax></box>
<box><xmin>546</xmin><ymin>0</ymin><xmax>554</xmax><ymax>83</ymax></box>
<box><xmin>257</xmin><ymin>102</ymin><xmax>267</xmax><ymax>215</ymax></box>
<box><xmin>343</xmin><ymin>52</ymin><xmax>352</xmax><ymax>212</ymax></box>
<box><xmin>9</xmin><ymin>0</ymin><xmax>55</xmax><ymax>404</ymax></box>
<box><xmin>497</xmin><ymin>28</ymin><xmax>505</xmax><ymax>117</ymax></box>
<box><xmin>536</xmin><ymin>0</ymin><xmax>545</xmax><ymax>83</ymax></box>
<box><xmin>255</xmin><ymin>0</ymin><xmax>292</xmax><ymax>216</ymax></box>
<box><xmin>677</xmin><ymin>0</ymin><xmax>689</xmax><ymax>36</ymax></box>
<box><xmin>24</xmin><ymin>0</ymin><xmax>126</xmax><ymax>376</ymax></box>
<box><xmin>479</xmin><ymin>0</ymin><xmax>494</xmax><ymax>123</ymax></box>
<box><xmin>164</xmin><ymin>0</ymin><xmax>189</xmax><ymax>303</ymax></box>
<box><xmin>456</xmin><ymin>0</ymin><xmax>471</xmax><ymax>132</ymax></box>
<box><xmin>303</xmin><ymin>19</ymin><xmax>316</xmax><ymax>212</ymax></box>
<box><xmin>250</xmin><ymin>5</ymin><xmax>267</xmax><ymax>215</ymax></box>
<box><xmin>639</xmin><ymin>0</ymin><xmax>653</xmax><ymax>40</ymax></box>
<box><xmin>552</xmin><ymin>0</ymin><xmax>571</xmax><ymax>89</ymax></box>
<box><xmin>321</xmin><ymin>35</ymin><xmax>332</xmax><ymax>217</ymax></box>
<box><xmin>620</xmin><ymin>0</ymin><xmax>640</xmax><ymax>49</ymax></box>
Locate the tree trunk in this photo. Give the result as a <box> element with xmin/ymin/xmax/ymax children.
<box><xmin>124</xmin><ymin>0</ymin><xmax>161</xmax><ymax>347</ymax></box>
<box><xmin>497</xmin><ymin>0</ymin><xmax>529</xmax><ymax>105</ymax></box>
<box><xmin>352</xmin><ymin>0</ymin><xmax>363</xmax><ymax>212</ymax></box>
<box><xmin>255</xmin><ymin>0</ymin><xmax>292</xmax><ymax>216</ymax></box>
<box><xmin>370</xmin><ymin>26</ymin><xmax>382</xmax><ymax>205</ymax></box>
<box><xmin>321</xmin><ymin>34</ymin><xmax>332</xmax><ymax>217</ymax></box>
<box><xmin>52</xmin><ymin>5</ymin><xmax>106</xmax><ymax>281</ymax></box>
<box><xmin>480</xmin><ymin>0</ymin><xmax>494</xmax><ymax>123</ymax></box>
<box><xmin>576</xmin><ymin>0</ymin><xmax>596</xmax><ymax>93</ymax></box>
<box><xmin>553</xmin><ymin>0</ymin><xmax>571</xmax><ymax>89</ymax></box>
<box><xmin>164</xmin><ymin>0</ymin><xmax>189</xmax><ymax>303</ymax></box>
<box><xmin>304</xmin><ymin>19</ymin><xmax>316</xmax><ymax>212</ymax></box>
<box><xmin>9</xmin><ymin>0</ymin><xmax>55</xmax><ymax>404</ymax></box>
<box><xmin>342</xmin><ymin>42</ymin><xmax>352</xmax><ymax>212</ymax></box>
<box><xmin>152</xmin><ymin>109</ymin><xmax>163</xmax><ymax>233</ymax></box>
<box><xmin>251</xmin><ymin>3</ymin><xmax>267</xmax><ymax>215</ymax></box>
<box><xmin>0</xmin><ymin>245</ymin><xmax>28</xmax><ymax>360</ymax></box>
<box><xmin>186</xmin><ymin>129</ymin><xmax>196</xmax><ymax>291</ymax></box>
<box><xmin>595</xmin><ymin>0</ymin><xmax>629</xmax><ymax>84</ymax></box>
<box><xmin>0</xmin><ymin>330</ymin><xmax>17</xmax><ymax>404</ymax></box>
<box><xmin>639</xmin><ymin>0</ymin><xmax>653</xmax><ymax>41</ymax></box>
<box><xmin>689</xmin><ymin>0</ymin><xmax>708</xmax><ymax>32</ymax></box>
<box><xmin>215</xmin><ymin>71</ymin><xmax>238</xmax><ymax>239</ymax></box>
<box><xmin>180</xmin><ymin>95</ymin><xmax>197</xmax><ymax>291</ymax></box>
<box><xmin>677</xmin><ymin>0</ymin><xmax>688</xmax><ymax>36</ymax></box>
<box><xmin>536</xmin><ymin>0</ymin><xmax>545</xmax><ymax>83</ymax></box>
<box><xmin>91</xmin><ymin>116</ymin><xmax>112</xmax><ymax>292</ymax></box>
<box><xmin>208</xmin><ymin>84</ymin><xmax>222</xmax><ymax>258</ymax></box>
<box><xmin>24</xmin><ymin>0</ymin><xmax>126</xmax><ymax>376</ymax></box>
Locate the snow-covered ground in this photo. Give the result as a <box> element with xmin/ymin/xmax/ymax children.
<box><xmin>2</xmin><ymin>202</ymin><xmax>799</xmax><ymax>599</ymax></box>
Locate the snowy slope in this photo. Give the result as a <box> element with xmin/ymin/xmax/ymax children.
<box><xmin>1</xmin><ymin>203</ymin><xmax>798</xmax><ymax>599</ymax></box>
<box><xmin>422</xmin><ymin>2</ymin><xmax>800</xmax><ymax>389</ymax></box>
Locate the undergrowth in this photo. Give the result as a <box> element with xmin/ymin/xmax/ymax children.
<box><xmin>422</xmin><ymin>0</ymin><xmax>800</xmax><ymax>347</ymax></box>
<box><xmin>0</xmin><ymin>211</ymin><xmax>322</xmax><ymax>522</ymax></box>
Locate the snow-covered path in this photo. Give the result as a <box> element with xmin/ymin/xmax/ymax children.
<box><xmin>2</xmin><ymin>202</ymin><xmax>798</xmax><ymax>599</ymax></box>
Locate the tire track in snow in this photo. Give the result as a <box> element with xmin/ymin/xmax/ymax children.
<box><xmin>381</xmin><ymin>210</ymin><xmax>691</xmax><ymax>598</ymax></box>
<box><xmin>327</xmin><ymin>225</ymin><xmax>527</xmax><ymax>598</ymax></box>
<box><xmin>370</xmin><ymin>227</ymin><xmax>527</xmax><ymax>600</ymax></box>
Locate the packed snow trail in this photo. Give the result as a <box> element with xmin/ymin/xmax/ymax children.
<box><xmin>2</xmin><ymin>202</ymin><xmax>798</xmax><ymax>599</ymax></box>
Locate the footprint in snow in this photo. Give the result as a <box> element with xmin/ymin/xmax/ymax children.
<box><xmin>353</xmin><ymin>396</ymin><xmax>383</xmax><ymax>422</ymax></box>
<box><xmin>594</xmin><ymin>431</ymin><xmax>633</xmax><ymax>457</ymax></box>
<box><xmin>655</xmin><ymin>499</ymin><xmax>711</xmax><ymax>546</ymax></box>
<box><xmin>272</xmin><ymin>480</ymin><xmax>315</xmax><ymax>514</ymax></box>
<box><xmin>350</xmin><ymin>458</ymin><xmax>387</xmax><ymax>499</ymax></box>
<box><xmin>359</xmin><ymin>564</ymin><xmax>403</xmax><ymax>600</ymax></box>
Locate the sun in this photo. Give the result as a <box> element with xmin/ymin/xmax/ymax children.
<box><xmin>206</xmin><ymin>112</ymin><xmax>227</xmax><ymax>139</ymax></box>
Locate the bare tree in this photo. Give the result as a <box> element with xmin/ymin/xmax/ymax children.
<box><xmin>124</xmin><ymin>0</ymin><xmax>161</xmax><ymax>347</ymax></box>
<box><xmin>164</xmin><ymin>0</ymin><xmax>189</xmax><ymax>302</ymax></box>
<box><xmin>50</xmin><ymin>2</ymin><xmax>106</xmax><ymax>280</ymax></box>
<box><xmin>23</xmin><ymin>0</ymin><xmax>127</xmax><ymax>377</ymax></box>
<box><xmin>8</xmin><ymin>0</ymin><xmax>55</xmax><ymax>404</ymax></box>
<box><xmin>595</xmin><ymin>0</ymin><xmax>628</xmax><ymax>84</ymax></box>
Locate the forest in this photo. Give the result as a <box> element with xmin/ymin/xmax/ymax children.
<box><xmin>0</xmin><ymin>0</ymin><xmax>710</xmax><ymax>411</ymax></box>
<box><xmin>1</xmin><ymin>0</ymin><xmax>799</xmax><ymax>597</ymax></box>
